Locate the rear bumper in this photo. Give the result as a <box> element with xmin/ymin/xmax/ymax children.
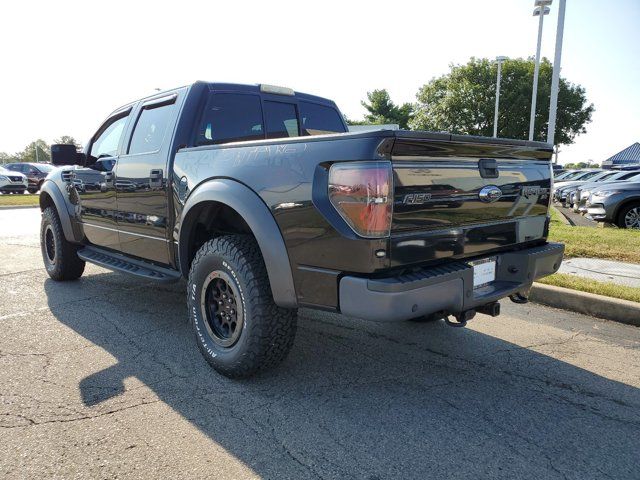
<box><xmin>339</xmin><ymin>242</ymin><xmax>564</xmax><ymax>322</ymax></box>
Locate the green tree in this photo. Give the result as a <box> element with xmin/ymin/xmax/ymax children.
<box><xmin>410</xmin><ymin>57</ymin><xmax>594</xmax><ymax>146</ymax></box>
<box><xmin>19</xmin><ymin>140</ymin><xmax>51</xmax><ymax>163</ymax></box>
<box><xmin>0</xmin><ymin>151</ymin><xmax>19</xmax><ymax>165</ymax></box>
<box><xmin>343</xmin><ymin>115</ymin><xmax>368</xmax><ymax>126</ymax></box>
<box><xmin>361</xmin><ymin>89</ymin><xmax>413</xmax><ymax>129</ymax></box>
<box><xmin>53</xmin><ymin>136</ymin><xmax>82</xmax><ymax>149</ymax></box>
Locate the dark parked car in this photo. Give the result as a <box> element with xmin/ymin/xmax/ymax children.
<box><xmin>5</xmin><ymin>162</ymin><xmax>56</xmax><ymax>193</ymax></box>
<box><xmin>40</xmin><ymin>81</ymin><xmax>563</xmax><ymax>378</ymax></box>
<box><xmin>586</xmin><ymin>181</ymin><xmax>640</xmax><ymax>229</ymax></box>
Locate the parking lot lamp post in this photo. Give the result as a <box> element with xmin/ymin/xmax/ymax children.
<box><xmin>493</xmin><ymin>56</ymin><xmax>508</xmax><ymax>138</ymax></box>
<box><xmin>547</xmin><ymin>0</ymin><xmax>566</xmax><ymax>148</ymax></box>
<box><xmin>529</xmin><ymin>0</ymin><xmax>552</xmax><ymax>141</ymax></box>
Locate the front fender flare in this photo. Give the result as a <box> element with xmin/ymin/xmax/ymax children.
<box><xmin>178</xmin><ymin>179</ymin><xmax>297</xmax><ymax>308</ymax></box>
<box><xmin>39</xmin><ymin>180</ymin><xmax>82</xmax><ymax>243</ymax></box>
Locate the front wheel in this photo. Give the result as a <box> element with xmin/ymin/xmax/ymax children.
<box><xmin>40</xmin><ymin>207</ymin><xmax>85</xmax><ymax>280</ymax></box>
<box><xmin>187</xmin><ymin>235</ymin><xmax>297</xmax><ymax>378</ymax></box>
<box><xmin>617</xmin><ymin>202</ymin><xmax>640</xmax><ymax>229</ymax></box>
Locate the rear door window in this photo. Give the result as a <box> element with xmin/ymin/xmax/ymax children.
<box><xmin>299</xmin><ymin>101</ymin><xmax>345</xmax><ymax>135</ymax></box>
<box><xmin>197</xmin><ymin>93</ymin><xmax>264</xmax><ymax>145</ymax></box>
<box><xmin>128</xmin><ymin>102</ymin><xmax>176</xmax><ymax>155</ymax></box>
<box><xmin>264</xmin><ymin>101</ymin><xmax>299</xmax><ymax>139</ymax></box>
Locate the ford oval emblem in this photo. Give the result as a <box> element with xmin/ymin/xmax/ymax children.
<box><xmin>479</xmin><ymin>185</ymin><xmax>502</xmax><ymax>203</ymax></box>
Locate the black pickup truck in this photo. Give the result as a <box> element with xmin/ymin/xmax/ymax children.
<box><xmin>41</xmin><ymin>81</ymin><xmax>564</xmax><ymax>377</ymax></box>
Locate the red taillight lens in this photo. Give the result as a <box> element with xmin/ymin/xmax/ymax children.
<box><xmin>328</xmin><ymin>161</ymin><xmax>393</xmax><ymax>238</ymax></box>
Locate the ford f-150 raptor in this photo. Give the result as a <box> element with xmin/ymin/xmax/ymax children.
<box><xmin>40</xmin><ymin>81</ymin><xmax>564</xmax><ymax>377</ymax></box>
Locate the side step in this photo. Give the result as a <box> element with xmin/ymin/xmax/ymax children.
<box><xmin>77</xmin><ymin>246</ymin><xmax>181</xmax><ymax>283</ymax></box>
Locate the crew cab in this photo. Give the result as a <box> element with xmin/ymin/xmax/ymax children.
<box><xmin>40</xmin><ymin>81</ymin><xmax>564</xmax><ymax>377</ymax></box>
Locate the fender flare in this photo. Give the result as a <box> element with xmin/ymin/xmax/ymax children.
<box><xmin>39</xmin><ymin>180</ymin><xmax>81</xmax><ymax>243</ymax></box>
<box><xmin>178</xmin><ymin>179</ymin><xmax>297</xmax><ymax>308</ymax></box>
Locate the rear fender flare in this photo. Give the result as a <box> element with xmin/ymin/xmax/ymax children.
<box><xmin>177</xmin><ymin>179</ymin><xmax>297</xmax><ymax>308</ymax></box>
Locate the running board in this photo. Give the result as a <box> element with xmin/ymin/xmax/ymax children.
<box><xmin>77</xmin><ymin>247</ymin><xmax>181</xmax><ymax>283</ymax></box>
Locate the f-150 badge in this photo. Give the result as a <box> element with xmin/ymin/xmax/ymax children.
<box><xmin>403</xmin><ymin>193</ymin><xmax>432</xmax><ymax>205</ymax></box>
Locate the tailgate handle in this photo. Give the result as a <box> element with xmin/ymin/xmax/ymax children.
<box><xmin>478</xmin><ymin>159</ymin><xmax>499</xmax><ymax>179</ymax></box>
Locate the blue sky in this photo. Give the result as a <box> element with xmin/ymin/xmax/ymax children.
<box><xmin>0</xmin><ymin>0</ymin><xmax>637</xmax><ymax>164</ymax></box>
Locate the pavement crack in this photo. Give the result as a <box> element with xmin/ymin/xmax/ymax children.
<box><xmin>0</xmin><ymin>399</ymin><xmax>161</xmax><ymax>429</ymax></box>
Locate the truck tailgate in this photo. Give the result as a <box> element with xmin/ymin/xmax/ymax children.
<box><xmin>389</xmin><ymin>133</ymin><xmax>553</xmax><ymax>265</ymax></box>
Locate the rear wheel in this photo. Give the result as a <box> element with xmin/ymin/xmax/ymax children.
<box><xmin>187</xmin><ymin>235</ymin><xmax>297</xmax><ymax>378</ymax></box>
<box><xmin>617</xmin><ymin>202</ymin><xmax>640</xmax><ymax>229</ymax></box>
<box><xmin>40</xmin><ymin>207</ymin><xmax>85</xmax><ymax>280</ymax></box>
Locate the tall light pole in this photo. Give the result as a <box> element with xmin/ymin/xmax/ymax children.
<box><xmin>547</xmin><ymin>0</ymin><xmax>566</xmax><ymax>150</ymax></box>
<box><xmin>529</xmin><ymin>0</ymin><xmax>552</xmax><ymax>141</ymax></box>
<box><xmin>493</xmin><ymin>56</ymin><xmax>507</xmax><ymax>138</ymax></box>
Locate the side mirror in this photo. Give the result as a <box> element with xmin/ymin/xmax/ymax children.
<box><xmin>51</xmin><ymin>144</ymin><xmax>86</xmax><ymax>166</ymax></box>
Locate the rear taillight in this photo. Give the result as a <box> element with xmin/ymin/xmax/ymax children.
<box><xmin>328</xmin><ymin>161</ymin><xmax>393</xmax><ymax>238</ymax></box>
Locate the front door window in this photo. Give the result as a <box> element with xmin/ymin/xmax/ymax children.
<box><xmin>90</xmin><ymin>116</ymin><xmax>128</xmax><ymax>159</ymax></box>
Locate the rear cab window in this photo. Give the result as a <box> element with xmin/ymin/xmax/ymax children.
<box><xmin>194</xmin><ymin>87</ymin><xmax>346</xmax><ymax>146</ymax></box>
<box><xmin>264</xmin><ymin>101</ymin><xmax>299</xmax><ymax>139</ymax></box>
<box><xmin>197</xmin><ymin>93</ymin><xmax>264</xmax><ymax>145</ymax></box>
<box><xmin>299</xmin><ymin>101</ymin><xmax>346</xmax><ymax>135</ymax></box>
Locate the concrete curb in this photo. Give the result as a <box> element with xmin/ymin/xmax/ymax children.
<box><xmin>0</xmin><ymin>205</ymin><xmax>39</xmax><ymax>210</ymax></box>
<box><xmin>530</xmin><ymin>283</ymin><xmax>640</xmax><ymax>327</ymax></box>
<box><xmin>552</xmin><ymin>206</ymin><xmax>572</xmax><ymax>226</ymax></box>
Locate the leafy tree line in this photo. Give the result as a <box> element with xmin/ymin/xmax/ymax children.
<box><xmin>0</xmin><ymin>136</ymin><xmax>80</xmax><ymax>165</ymax></box>
<box><xmin>351</xmin><ymin>57</ymin><xmax>594</xmax><ymax>147</ymax></box>
<box><xmin>563</xmin><ymin>161</ymin><xmax>599</xmax><ymax>169</ymax></box>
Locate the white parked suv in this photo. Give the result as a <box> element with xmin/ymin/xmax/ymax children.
<box><xmin>0</xmin><ymin>166</ymin><xmax>28</xmax><ymax>194</ymax></box>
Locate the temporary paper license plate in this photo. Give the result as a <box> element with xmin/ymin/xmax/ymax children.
<box><xmin>472</xmin><ymin>257</ymin><xmax>496</xmax><ymax>288</ymax></box>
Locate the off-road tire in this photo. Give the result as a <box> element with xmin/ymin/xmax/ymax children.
<box><xmin>40</xmin><ymin>207</ymin><xmax>85</xmax><ymax>280</ymax></box>
<box><xmin>187</xmin><ymin>235</ymin><xmax>297</xmax><ymax>378</ymax></box>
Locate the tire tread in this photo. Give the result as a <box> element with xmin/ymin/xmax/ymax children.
<box><xmin>188</xmin><ymin>235</ymin><xmax>296</xmax><ymax>378</ymax></box>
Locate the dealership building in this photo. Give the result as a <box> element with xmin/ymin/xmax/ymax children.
<box><xmin>602</xmin><ymin>142</ymin><xmax>640</xmax><ymax>169</ymax></box>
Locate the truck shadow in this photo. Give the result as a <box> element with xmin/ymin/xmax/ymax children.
<box><xmin>43</xmin><ymin>272</ymin><xmax>640</xmax><ymax>479</ymax></box>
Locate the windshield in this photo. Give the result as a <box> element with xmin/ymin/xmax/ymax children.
<box><xmin>575</xmin><ymin>171</ymin><xmax>602</xmax><ymax>181</ymax></box>
<box><xmin>589</xmin><ymin>171</ymin><xmax>614</xmax><ymax>182</ymax></box>
<box><xmin>554</xmin><ymin>171</ymin><xmax>573</xmax><ymax>180</ymax></box>
<box><xmin>558</xmin><ymin>171</ymin><xmax>586</xmax><ymax>180</ymax></box>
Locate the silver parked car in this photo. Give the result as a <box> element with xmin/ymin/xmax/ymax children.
<box><xmin>572</xmin><ymin>170</ymin><xmax>640</xmax><ymax>212</ymax></box>
<box><xmin>586</xmin><ymin>181</ymin><xmax>640</xmax><ymax>229</ymax></box>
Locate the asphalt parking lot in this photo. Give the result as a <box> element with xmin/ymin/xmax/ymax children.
<box><xmin>1</xmin><ymin>209</ymin><xmax>640</xmax><ymax>480</ymax></box>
